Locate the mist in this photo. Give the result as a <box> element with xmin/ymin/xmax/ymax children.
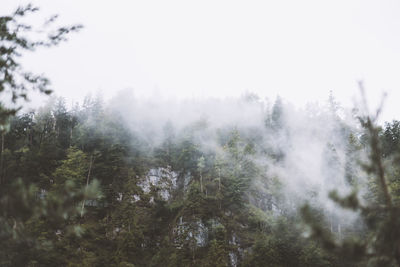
<box><xmin>104</xmin><ymin>90</ymin><xmax>366</xmax><ymax>221</ymax></box>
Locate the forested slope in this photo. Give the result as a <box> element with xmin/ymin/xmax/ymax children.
<box><xmin>2</xmin><ymin>93</ymin><xmax>400</xmax><ymax>266</ymax></box>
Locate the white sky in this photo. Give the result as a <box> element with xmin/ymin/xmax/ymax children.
<box><xmin>2</xmin><ymin>0</ymin><xmax>400</xmax><ymax>121</ymax></box>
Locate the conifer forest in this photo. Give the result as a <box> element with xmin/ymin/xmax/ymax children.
<box><xmin>2</xmin><ymin>4</ymin><xmax>400</xmax><ymax>267</ymax></box>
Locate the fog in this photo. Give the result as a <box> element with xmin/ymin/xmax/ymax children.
<box><xmin>103</xmin><ymin>89</ymin><xmax>367</xmax><ymax>227</ymax></box>
<box><xmin>3</xmin><ymin>0</ymin><xmax>400</xmax><ymax>122</ymax></box>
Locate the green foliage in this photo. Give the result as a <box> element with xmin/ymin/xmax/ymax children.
<box><xmin>5</xmin><ymin>87</ymin><xmax>398</xmax><ymax>266</ymax></box>
<box><xmin>302</xmin><ymin>109</ymin><xmax>400</xmax><ymax>266</ymax></box>
<box><xmin>0</xmin><ymin>5</ymin><xmax>98</xmax><ymax>266</ymax></box>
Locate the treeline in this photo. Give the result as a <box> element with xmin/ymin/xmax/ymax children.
<box><xmin>1</xmin><ymin>94</ymin><xmax>400</xmax><ymax>267</ymax></box>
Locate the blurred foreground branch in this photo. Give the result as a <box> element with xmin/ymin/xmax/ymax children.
<box><xmin>302</xmin><ymin>83</ymin><xmax>400</xmax><ymax>266</ymax></box>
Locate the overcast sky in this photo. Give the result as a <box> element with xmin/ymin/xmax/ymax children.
<box><xmin>3</xmin><ymin>0</ymin><xmax>400</xmax><ymax>121</ymax></box>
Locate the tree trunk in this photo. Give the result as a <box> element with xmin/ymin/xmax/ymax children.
<box><xmin>81</xmin><ymin>154</ymin><xmax>94</xmax><ymax>217</ymax></box>
<box><xmin>218</xmin><ymin>168</ymin><xmax>221</xmax><ymax>192</ymax></box>
<box><xmin>200</xmin><ymin>171</ymin><xmax>203</xmax><ymax>193</ymax></box>
<box><xmin>70</xmin><ymin>128</ymin><xmax>73</xmax><ymax>147</ymax></box>
<box><xmin>0</xmin><ymin>132</ymin><xmax>4</xmax><ymax>185</ymax></box>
